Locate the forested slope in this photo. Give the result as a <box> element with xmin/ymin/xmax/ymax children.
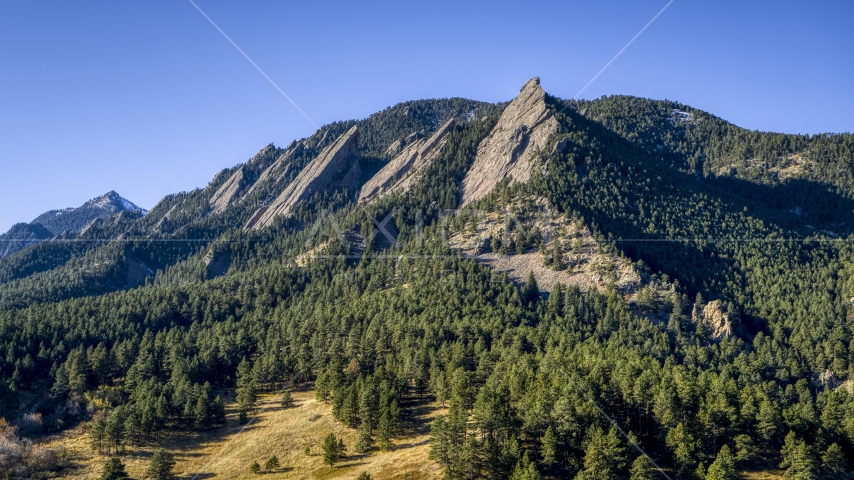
<box><xmin>1</xmin><ymin>82</ymin><xmax>853</xmax><ymax>479</ymax></box>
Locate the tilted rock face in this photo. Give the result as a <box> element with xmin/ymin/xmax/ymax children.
<box><xmin>251</xmin><ymin>126</ymin><xmax>360</xmax><ymax>229</ymax></box>
<box><xmin>693</xmin><ymin>299</ymin><xmax>734</xmax><ymax>340</ymax></box>
<box><xmin>210</xmin><ymin>143</ymin><xmax>287</xmax><ymax>215</ymax></box>
<box><xmin>244</xmin><ymin>140</ymin><xmax>304</xmax><ymax>197</ymax></box>
<box><xmin>359</xmin><ymin>119</ymin><xmax>456</xmax><ymax>203</ymax></box>
<box><xmin>208</xmin><ymin>167</ymin><xmax>245</xmax><ymax>215</ymax></box>
<box><xmin>461</xmin><ymin>77</ymin><xmax>558</xmax><ymax>205</ymax></box>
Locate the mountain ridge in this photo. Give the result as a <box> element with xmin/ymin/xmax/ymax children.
<box><xmin>2</xmin><ymin>78</ymin><xmax>854</xmax><ymax>479</ymax></box>
<box><xmin>0</xmin><ymin>190</ymin><xmax>145</xmax><ymax>259</ymax></box>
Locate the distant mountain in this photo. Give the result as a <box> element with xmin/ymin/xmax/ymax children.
<box><xmin>0</xmin><ymin>191</ymin><xmax>146</xmax><ymax>258</ymax></box>
<box><xmin>0</xmin><ymin>223</ymin><xmax>53</xmax><ymax>258</ymax></box>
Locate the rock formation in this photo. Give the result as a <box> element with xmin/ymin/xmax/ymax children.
<box><xmin>208</xmin><ymin>167</ymin><xmax>245</xmax><ymax>215</ymax></box>
<box><xmin>461</xmin><ymin>77</ymin><xmax>558</xmax><ymax>205</ymax></box>
<box><xmin>693</xmin><ymin>299</ymin><xmax>734</xmax><ymax>340</ymax></box>
<box><xmin>359</xmin><ymin>119</ymin><xmax>456</xmax><ymax>202</ymax></box>
<box><xmin>204</xmin><ymin>249</ymin><xmax>232</xmax><ymax>279</ymax></box>
<box><xmin>251</xmin><ymin>126</ymin><xmax>360</xmax><ymax>230</ymax></box>
<box><xmin>244</xmin><ymin>140</ymin><xmax>304</xmax><ymax>197</ymax></box>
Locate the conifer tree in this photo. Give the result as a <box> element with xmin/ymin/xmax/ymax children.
<box><xmin>510</xmin><ymin>452</ymin><xmax>541</xmax><ymax>480</ymax></box>
<box><xmin>541</xmin><ymin>425</ymin><xmax>557</xmax><ymax>471</ymax></box>
<box><xmin>705</xmin><ymin>444</ymin><xmax>736</xmax><ymax>480</ymax></box>
<box><xmin>265</xmin><ymin>455</ymin><xmax>280</xmax><ymax>471</ymax></box>
<box><xmin>194</xmin><ymin>394</ymin><xmax>210</xmax><ymax>430</ymax></box>
<box><xmin>376</xmin><ymin>409</ymin><xmax>393</xmax><ymax>451</ymax></box>
<box><xmin>236</xmin><ymin>358</ymin><xmax>257</xmax><ymax>424</ymax></box>
<box><xmin>90</xmin><ymin>415</ymin><xmax>107</xmax><ymax>454</ymax></box>
<box><xmin>323</xmin><ymin>433</ymin><xmax>343</xmax><ymax>467</ymax></box>
<box><xmin>629</xmin><ymin>455</ymin><xmax>655</xmax><ymax>480</ymax></box>
<box><xmin>821</xmin><ymin>443</ymin><xmax>847</xmax><ymax>479</ymax></box>
<box><xmin>99</xmin><ymin>457</ymin><xmax>128</xmax><ymax>480</ymax></box>
<box><xmin>146</xmin><ymin>449</ymin><xmax>176</xmax><ymax>480</ymax></box>
<box><xmin>356</xmin><ymin>420</ymin><xmax>373</xmax><ymax>454</ymax></box>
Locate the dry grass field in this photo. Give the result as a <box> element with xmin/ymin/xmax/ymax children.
<box><xmin>35</xmin><ymin>386</ymin><xmax>783</xmax><ymax>479</ymax></box>
<box><xmin>40</xmin><ymin>387</ymin><xmax>442</xmax><ymax>479</ymax></box>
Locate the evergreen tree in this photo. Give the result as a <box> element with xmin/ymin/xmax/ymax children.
<box><xmin>756</xmin><ymin>400</ymin><xmax>782</xmax><ymax>450</ymax></box>
<box><xmin>733</xmin><ymin>434</ymin><xmax>754</xmax><ymax>464</ymax></box>
<box><xmin>550</xmin><ymin>241</ymin><xmax>563</xmax><ymax>270</ymax></box>
<box><xmin>236</xmin><ymin>359</ymin><xmax>257</xmax><ymax>424</ymax></box>
<box><xmin>105</xmin><ymin>408</ymin><xmax>125</xmax><ymax>455</ymax></box>
<box><xmin>459</xmin><ymin>436</ymin><xmax>482</xmax><ymax>480</ymax></box>
<box><xmin>521</xmin><ymin>272</ymin><xmax>539</xmax><ymax>306</ymax></box>
<box><xmin>323</xmin><ymin>433</ymin><xmax>343</xmax><ymax>467</ymax></box>
<box><xmin>90</xmin><ymin>415</ymin><xmax>107</xmax><ymax>454</ymax></box>
<box><xmin>780</xmin><ymin>434</ymin><xmax>818</xmax><ymax>480</ymax></box>
<box><xmin>541</xmin><ymin>425</ymin><xmax>557</xmax><ymax>471</ymax></box>
<box><xmin>123</xmin><ymin>412</ymin><xmax>141</xmax><ymax>448</ymax></box>
<box><xmin>99</xmin><ymin>457</ymin><xmax>128</xmax><ymax>480</ymax></box>
<box><xmin>249</xmin><ymin>461</ymin><xmax>260</xmax><ymax>474</ymax></box>
<box><xmin>194</xmin><ymin>394</ymin><xmax>210</xmax><ymax>430</ymax></box>
<box><xmin>578</xmin><ymin>426</ymin><xmax>626</xmax><ymax>479</ymax></box>
<box><xmin>264</xmin><ymin>455</ymin><xmax>280</xmax><ymax>471</ymax></box>
<box><xmin>281</xmin><ymin>390</ymin><xmax>294</xmax><ymax>408</ymax></box>
<box><xmin>705</xmin><ymin>445</ymin><xmax>736</xmax><ymax>480</ymax></box>
<box><xmin>211</xmin><ymin>395</ymin><xmax>226</xmax><ymax>426</ymax></box>
<box><xmin>820</xmin><ymin>443</ymin><xmax>847</xmax><ymax>479</ymax></box>
<box><xmin>356</xmin><ymin>420</ymin><xmax>373</xmax><ymax>454</ymax></box>
<box><xmin>510</xmin><ymin>452</ymin><xmax>541</xmax><ymax>480</ymax></box>
<box><xmin>629</xmin><ymin>455</ymin><xmax>655</xmax><ymax>480</ymax></box>
<box><xmin>146</xmin><ymin>449</ymin><xmax>176</xmax><ymax>480</ymax></box>
<box><xmin>376</xmin><ymin>409</ymin><xmax>393</xmax><ymax>451</ymax></box>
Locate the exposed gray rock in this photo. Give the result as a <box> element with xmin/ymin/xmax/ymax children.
<box><xmin>385</xmin><ymin>139</ymin><xmax>404</xmax><ymax>156</ymax></box>
<box><xmin>461</xmin><ymin>77</ymin><xmax>558</xmax><ymax>205</ymax></box>
<box><xmin>243</xmin><ymin>206</ymin><xmax>268</xmax><ymax>230</ymax></box>
<box><xmin>552</xmin><ymin>138</ymin><xmax>570</xmax><ymax>155</ymax></box>
<box><xmin>244</xmin><ymin>140</ymin><xmax>304</xmax><ymax>198</ymax></box>
<box><xmin>251</xmin><ymin>126</ymin><xmax>360</xmax><ymax>229</ymax></box>
<box><xmin>692</xmin><ymin>299</ymin><xmax>734</xmax><ymax>340</ymax></box>
<box><xmin>204</xmin><ymin>250</ymin><xmax>231</xmax><ymax>279</ymax></box>
<box><xmin>359</xmin><ymin>119</ymin><xmax>456</xmax><ymax>203</ymax></box>
<box><xmin>208</xmin><ymin>167</ymin><xmax>245</xmax><ymax>215</ymax></box>
<box><xmin>151</xmin><ymin>203</ymin><xmax>179</xmax><ymax>234</ymax></box>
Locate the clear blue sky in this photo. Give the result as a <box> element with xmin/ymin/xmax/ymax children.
<box><xmin>1</xmin><ymin>1</ymin><xmax>852</xmax><ymax>232</ymax></box>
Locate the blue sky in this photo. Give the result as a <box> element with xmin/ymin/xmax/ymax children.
<box><xmin>1</xmin><ymin>1</ymin><xmax>852</xmax><ymax>232</ymax></box>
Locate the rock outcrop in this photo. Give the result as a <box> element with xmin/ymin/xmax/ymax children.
<box><xmin>208</xmin><ymin>167</ymin><xmax>245</xmax><ymax>215</ymax></box>
<box><xmin>244</xmin><ymin>140</ymin><xmax>304</xmax><ymax>198</ymax></box>
<box><xmin>693</xmin><ymin>300</ymin><xmax>734</xmax><ymax>340</ymax></box>
<box><xmin>204</xmin><ymin>249</ymin><xmax>232</xmax><ymax>279</ymax></box>
<box><xmin>461</xmin><ymin>77</ymin><xmax>558</xmax><ymax>205</ymax></box>
<box><xmin>251</xmin><ymin>126</ymin><xmax>360</xmax><ymax>230</ymax></box>
<box><xmin>359</xmin><ymin>119</ymin><xmax>456</xmax><ymax>202</ymax></box>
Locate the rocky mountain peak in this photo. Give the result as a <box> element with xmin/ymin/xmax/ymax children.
<box><xmin>461</xmin><ymin>77</ymin><xmax>558</xmax><ymax>205</ymax></box>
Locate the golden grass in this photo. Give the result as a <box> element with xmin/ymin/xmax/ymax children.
<box><xmin>41</xmin><ymin>388</ymin><xmax>442</xmax><ymax>479</ymax></box>
<box><xmin>738</xmin><ymin>468</ymin><xmax>785</xmax><ymax>480</ymax></box>
<box><xmin>36</xmin><ymin>387</ymin><xmax>785</xmax><ymax>479</ymax></box>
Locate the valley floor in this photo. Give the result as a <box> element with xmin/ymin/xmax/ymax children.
<box><xmin>40</xmin><ymin>387</ymin><xmax>442</xmax><ymax>479</ymax></box>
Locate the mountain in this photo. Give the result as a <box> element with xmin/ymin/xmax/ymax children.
<box><xmin>31</xmin><ymin>190</ymin><xmax>147</xmax><ymax>234</ymax></box>
<box><xmin>0</xmin><ymin>222</ymin><xmax>52</xmax><ymax>258</ymax></box>
<box><xmin>1</xmin><ymin>80</ymin><xmax>853</xmax><ymax>479</ymax></box>
<box><xmin>0</xmin><ymin>190</ymin><xmax>146</xmax><ymax>259</ymax></box>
